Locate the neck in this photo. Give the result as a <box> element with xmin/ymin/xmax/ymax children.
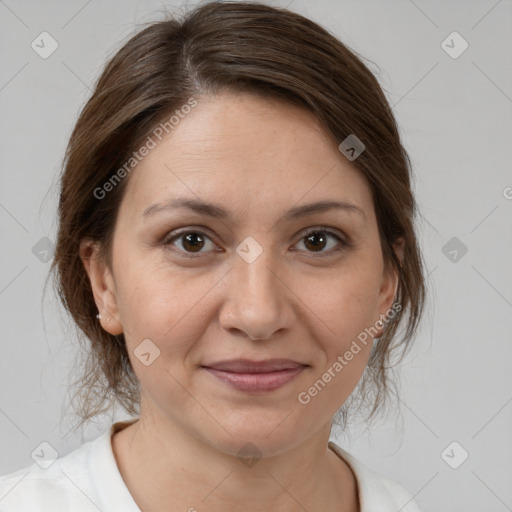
<box><xmin>111</xmin><ymin>406</ymin><xmax>358</xmax><ymax>512</ymax></box>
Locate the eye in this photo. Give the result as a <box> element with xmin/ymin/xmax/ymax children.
<box><xmin>293</xmin><ymin>227</ymin><xmax>349</xmax><ymax>256</ymax></box>
<box><xmin>164</xmin><ymin>229</ymin><xmax>219</xmax><ymax>258</ymax></box>
<box><xmin>163</xmin><ymin>226</ymin><xmax>350</xmax><ymax>259</ymax></box>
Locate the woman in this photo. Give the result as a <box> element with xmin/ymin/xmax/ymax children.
<box><xmin>0</xmin><ymin>2</ymin><xmax>426</xmax><ymax>511</ymax></box>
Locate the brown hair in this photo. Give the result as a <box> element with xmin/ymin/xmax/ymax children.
<box><xmin>49</xmin><ymin>0</ymin><xmax>426</xmax><ymax>429</ymax></box>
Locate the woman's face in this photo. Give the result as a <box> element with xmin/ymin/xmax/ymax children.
<box><xmin>85</xmin><ymin>91</ymin><xmax>399</xmax><ymax>456</ymax></box>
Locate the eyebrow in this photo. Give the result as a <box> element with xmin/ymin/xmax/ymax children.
<box><xmin>141</xmin><ymin>197</ymin><xmax>367</xmax><ymax>223</ymax></box>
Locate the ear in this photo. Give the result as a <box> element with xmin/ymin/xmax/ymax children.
<box><xmin>374</xmin><ymin>237</ymin><xmax>404</xmax><ymax>337</ymax></box>
<box><xmin>79</xmin><ymin>239</ymin><xmax>123</xmax><ymax>335</ymax></box>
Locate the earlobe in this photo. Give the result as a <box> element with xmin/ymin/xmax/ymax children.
<box><xmin>79</xmin><ymin>239</ymin><xmax>123</xmax><ymax>335</ymax></box>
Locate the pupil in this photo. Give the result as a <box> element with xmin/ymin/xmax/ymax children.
<box><xmin>305</xmin><ymin>232</ymin><xmax>326</xmax><ymax>252</ymax></box>
<box><xmin>183</xmin><ymin>233</ymin><xmax>204</xmax><ymax>252</ymax></box>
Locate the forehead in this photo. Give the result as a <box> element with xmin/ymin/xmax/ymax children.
<box><xmin>119</xmin><ymin>92</ymin><xmax>373</xmax><ymax>223</ymax></box>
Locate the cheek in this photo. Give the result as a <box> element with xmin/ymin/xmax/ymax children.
<box><xmin>309</xmin><ymin>264</ymin><xmax>382</xmax><ymax>348</ymax></box>
<box><xmin>114</xmin><ymin>261</ymin><xmax>212</xmax><ymax>411</ymax></box>
<box><xmin>301</xmin><ymin>259</ymin><xmax>381</xmax><ymax>400</ymax></box>
<box><xmin>298</xmin><ymin>282</ymin><xmax>376</xmax><ymax>415</ymax></box>
<box><xmin>114</xmin><ymin>254</ymin><xmax>217</xmax><ymax>363</ymax></box>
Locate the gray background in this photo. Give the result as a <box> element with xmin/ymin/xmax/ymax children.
<box><xmin>1</xmin><ymin>0</ymin><xmax>511</xmax><ymax>510</ymax></box>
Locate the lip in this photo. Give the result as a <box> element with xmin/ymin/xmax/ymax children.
<box><xmin>201</xmin><ymin>358</ymin><xmax>308</xmax><ymax>393</ymax></box>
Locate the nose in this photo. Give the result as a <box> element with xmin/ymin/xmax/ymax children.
<box><xmin>218</xmin><ymin>248</ymin><xmax>294</xmax><ymax>341</ymax></box>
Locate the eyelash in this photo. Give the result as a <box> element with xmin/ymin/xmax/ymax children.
<box><xmin>162</xmin><ymin>226</ymin><xmax>351</xmax><ymax>259</ymax></box>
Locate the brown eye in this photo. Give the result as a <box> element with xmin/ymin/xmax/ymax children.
<box><xmin>165</xmin><ymin>230</ymin><xmax>218</xmax><ymax>257</ymax></box>
<box><xmin>181</xmin><ymin>232</ymin><xmax>206</xmax><ymax>252</ymax></box>
<box><xmin>304</xmin><ymin>232</ymin><xmax>328</xmax><ymax>252</ymax></box>
<box><xmin>294</xmin><ymin>228</ymin><xmax>349</xmax><ymax>256</ymax></box>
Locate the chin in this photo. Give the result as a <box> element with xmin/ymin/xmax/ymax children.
<box><xmin>195</xmin><ymin>411</ymin><xmax>312</xmax><ymax>459</ymax></box>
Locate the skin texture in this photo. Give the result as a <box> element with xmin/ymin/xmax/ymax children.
<box><xmin>80</xmin><ymin>91</ymin><xmax>402</xmax><ymax>512</ymax></box>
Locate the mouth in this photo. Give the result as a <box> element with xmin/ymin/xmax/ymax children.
<box><xmin>201</xmin><ymin>358</ymin><xmax>308</xmax><ymax>393</ymax></box>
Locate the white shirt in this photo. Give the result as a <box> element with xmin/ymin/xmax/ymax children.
<box><xmin>0</xmin><ymin>419</ymin><xmax>421</xmax><ymax>511</ymax></box>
